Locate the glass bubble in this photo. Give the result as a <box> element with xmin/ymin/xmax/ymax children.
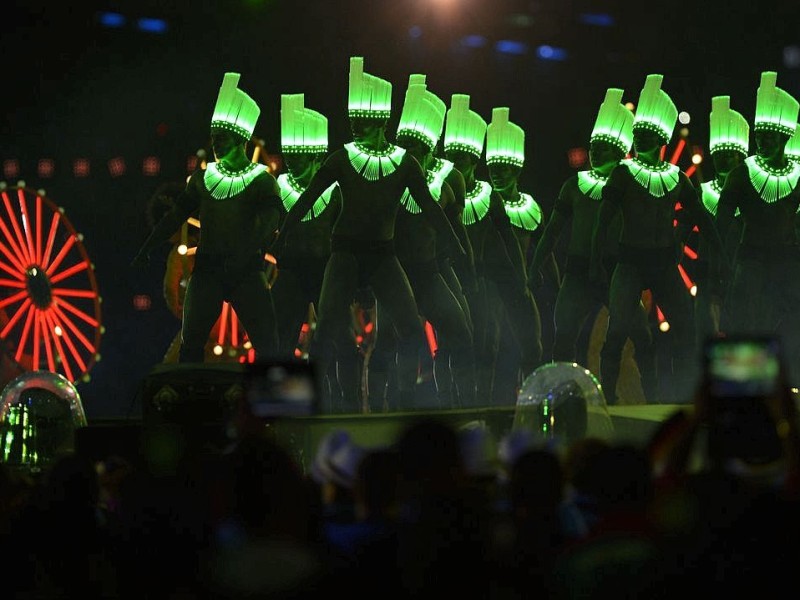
<box><xmin>514</xmin><ymin>362</ymin><xmax>614</xmax><ymax>445</ymax></box>
<box><xmin>0</xmin><ymin>370</ymin><xmax>87</xmax><ymax>473</ymax></box>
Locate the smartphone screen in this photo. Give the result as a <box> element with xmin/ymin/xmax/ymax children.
<box><xmin>243</xmin><ymin>360</ymin><xmax>319</xmax><ymax>418</ymax></box>
<box><xmin>704</xmin><ymin>336</ymin><xmax>781</xmax><ymax>399</ymax></box>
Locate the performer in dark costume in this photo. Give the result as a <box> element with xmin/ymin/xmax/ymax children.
<box><xmin>272</xmin><ymin>94</ymin><xmax>362</xmax><ymax>406</ymax></box>
<box><xmin>694</xmin><ymin>95</ymin><xmax>748</xmax><ymax>345</ymax></box>
<box><xmin>132</xmin><ymin>72</ymin><xmax>282</xmax><ymax>363</ymax></box>
<box><xmin>716</xmin><ymin>71</ymin><xmax>800</xmax><ymax>385</ymax></box>
<box><xmin>591</xmin><ymin>74</ymin><xmax>725</xmax><ymax>404</ymax></box>
<box><xmin>443</xmin><ymin>95</ymin><xmax>543</xmax><ymax>405</ymax></box>
<box><xmin>271</xmin><ymin>57</ymin><xmax>465</xmax><ymax>411</ymax></box>
<box><xmin>531</xmin><ymin>89</ymin><xmax>656</xmax><ymax>401</ymax></box>
<box><xmin>367</xmin><ymin>75</ymin><xmax>476</xmax><ymax>410</ymax></box>
<box><xmin>484</xmin><ymin>107</ymin><xmax>547</xmax><ymax>404</ymax></box>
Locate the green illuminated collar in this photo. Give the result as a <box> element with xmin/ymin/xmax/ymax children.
<box><xmin>503</xmin><ymin>192</ymin><xmax>542</xmax><ymax>231</ymax></box>
<box><xmin>745</xmin><ymin>155</ymin><xmax>800</xmax><ymax>203</ymax></box>
<box><xmin>345</xmin><ymin>142</ymin><xmax>406</xmax><ymax>181</ymax></box>
<box><xmin>399</xmin><ymin>158</ymin><xmax>454</xmax><ymax>214</ymax></box>
<box><xmin>577</xmin><ymin>170</ymin><xmax>609</xmax><ymax>200</ymax></box>
<box><xmin>622</xmin><ymin>157</ymin><xmax>680</xmax><ymax>197</ymax></box>
<box><xmin>462</xmin><ymin>180</ymin><xmax>493</xmax><ymax>225</ymax></box>
<box><xmin>204</xmin><ymin>162</ymin><xmax>267</xmax><ymax>199</ymax></box>
<box><xmin>277</xmin><ymin>173</ymin><xmax>337</xmax><ymax>221</ymax></box>
<box><xmin>700</xmin><ymin>180</ymin><xmax>721</xmax><ymax>215</ymax></box>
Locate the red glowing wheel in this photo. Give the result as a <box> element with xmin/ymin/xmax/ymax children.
<box><xmin>0</xmin><ymin>182</ymin><xmax>102</xmax><ymax>383</ymax></box>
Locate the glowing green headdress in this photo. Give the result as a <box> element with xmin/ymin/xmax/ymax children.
<box><xmin>632</xmin><ymin>74</ymin><xmax>677</xmax><ymax>143</ymax></box>
<box><xmin>486</xmin><ymin>107</ymin><xmax>525</xmax><ymax>167</ymax></box>
<box><xmin>785</xmin><ymin>128</ymin><xmax>800</xmax><ymax>160</ymax></box>
<box><xmin>443</xmin><ymin>94</ymin><xmax>487</xmax><ymax>158</ymax></box>
<box><xmin>348</xmin><ymin>56</ymin><xmax>392</xmax><ymax>119</ymax></box>
<box><xmin>396</xmin><ymin>74</ymin><xmax>447</xmax><ymax>151</ymax></box>
<box><xmin>590</xmin><ymin>88</ymin><xmax>634</xmax><ymax>154</ymax></box>
<box><xmin>709</xmin><ymin>95</ymin><xmax>749</xmax><ymax>156</ymax></box>
<box><xmin>754</xmin><ymin>71</ymin><xmax>798</xmax><ymax>137</ymax></box>
<box><xmin>211</xmin><ymin>72</ymin><xmax>260</xmax><ymax>140</ymax></box>
<box><xmin>280</xmin><ymin>94</ymin><xmax>328</xmax><ymax>154</ymax></box>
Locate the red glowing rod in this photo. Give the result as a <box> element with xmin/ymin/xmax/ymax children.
<box><xmin>217</xmin><ymin>302</ymin><xmax>229</xmax><ymax>346</ymax></box>
<box><xmin>0</xmin><ymin>278</ymin><xmax>25</xmax><ymax>288</ymax></box>
<box><xmin>32</xmin><ymin>311</ymin><xmax>41</xmax><ymax>370</ymax></box>
<box><xmin>677</xmin><ymin>263</ymin><xmax>694</xmax><ymax>291</ymax></box>
<box><xmin>51</xmin><ymin>288</ymin><xmax>96</xmax><ymax>299</ymax></box>
<box><xmin>1</xmin><ymin>298</ymin><xmax>31</xmax><ymax>338</ymax></box>
<box><xmin>424</xmin><ymin>321</ymin><xmax>437</xmax><ymax>357</ymax></box>
<box><xmin>48</xmin><ymin>309</ymin><xmax>86</xmax><ymax>373</ymax></box>
<box><xmin>48</xmin><ymin>260</ymin><xmax>89</xmax><ymax>285</ymax></box>
<box><xmin>14</xmin><ymin>305</ymin><xmax>35</xmax><ymax>363</ymax></box>
<box><xmin>0</xmin><ymin>221</ymin><xmax>29</xmax><ymax>273</ymax></box>
<box><xmin>2</xmin><ymin>191</ymin><xmax>32</xmax><ymax>265</ymax></box>
<box><xmin>0</xmin><ymin>256</ymin><xmax>25</xmax><ymax>281</ymax></box>
<box><xmin>670</xmin><ymin>138</ymin><xmax>686</xmax><ymax>165</ymax></box>
<box><xmin>230</xmin><ymin>307</ymin><xmax>239</xmax><ymax>347</ymax></box>
<box><xmin>42</xmin><ymin>212</ymin><xmax>61</xmax><ymax>269</ymax></box>
<box><xmin>35</xmin><ymin>195</ymin><xmax>42</xmax><ymax>265</ymax></box>
<box><xmin>683</xmin><ymin>246</ymin><xmax>698</xmax><ymax>260</ymax></box>
<box><xmin>17</xmin><ymin>189</ymin><xmax>36</xmax><ymax>265</ymax></box>
<box><xmin>43</xmin><ymin>311</ymin><xmax>75</xmax><ymax>381</ymax></box>
<box><xmin>39</xmin><ymin>311</ymin><xmax>56</xmax><ymax>373</ymax></box>
<box><xmin>685</xmin><ymin>164</ymin><xmax>697</xmax><ymax>178</ymax></box>
<box><xmin>51</xmin><ymin>303</ymin><xmax>95</xmax><ymax>353</ymax></box>
<box><xmin>45</xmin><ymin>234</ymin><xmax>76</xmax><ymax>276</ymax></box>
<box><xmin>0</xmin><ymin>289</ymin><xmax>29</xmax><ymax>310</ymax></box>
<box><xmin>55</xmin><ymin>297</ymin><xmax>99</xmax><ymax>327</ymax></box>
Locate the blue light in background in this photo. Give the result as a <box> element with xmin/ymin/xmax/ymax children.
<box><xmin>460</xmin><ymin>34</ymin><xmax>487</xmax><ymax>49</ymax></box>
<box><xmin>137</xmin><ymin>17</ymin><xmax>168</xmax><ymax>34</ymax></box>
<box><xmin>495</xmin><ymin>40</ymin><xmax>528</xmax><ymax>55</ymax></box>
<box><xmin>98</xmin><ymin>12</ymin><xmax>126</xmax><ymax>28</ymax></box>
<box><xmin>536</xmin><ymin>45</ymin><xmax>568</xmax><ymax>61</ymax></box>
<box><xmin>579</xmin><ymin>13</ymin><xmax>615</xmax><ymax>27</ymax></box>
<box><xmin>409</xmin><ymin>25</ymin><xmax>422</xmax><ymax>39</ymax></box>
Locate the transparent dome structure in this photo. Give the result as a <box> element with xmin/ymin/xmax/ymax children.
<box><xmin>514</xmin><ymin>362</ymin><xmax>614</xmax><ymax>445</ymax></box>
<box><xmin>0</xmin><ymin>370</ymin><xmax>87</xmax><ymax>472</ymax></box>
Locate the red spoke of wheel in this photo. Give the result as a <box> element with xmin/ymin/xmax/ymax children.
<box><xmin>53</xmin><ymin>297</ymin><xmax>98</xmax><ymax>328</ymax></box>
<box><xmin>230</xmin><ymin>308</ymin><xmax>239</xmax><ymax>347</ymax></box>
<box><xmin>677</xmin><ymin>263</ymin><xmax>695</xmax><ymax>292</ymax></box>
<box><xmin>1</xmin><ymin>191</ymin><xmax>32</xmax><ymax>265</ymax></box>
<box><xmin>32</xmin><ymin>310</ymin><xmax>41</xmax><ymax>371</ymax></box>
<box><xmin>17</xmin><ymin>190</ymin><xmax>36</xmax><ymax>267</ymax></box>
<box><xmin>1</xmin><ymin>297</ymin><xmax>31</xmax><ymax>338</ymax></box>
<box><xmin>0</xmin><ymin>289</ymin><xmax>28</xmax><ymax>310</ymax></box>
<box><xmin>0</xmin><ymin>220</ymin><xmax>29</xmax><ymax>274</ymax></box>
<box><xmin>48</xmin><ymin>260</ymin><xmax>89</xmax><ymax>285</ymax></box>
<box><xmin>45</xmin><ymin>234</ymin><xmax>76</xmax><ymax>276</ymax></box>
<box><xmin>13</xmin><ymin>303</ymin><xmax>35</xmax><ymax>363</ymax></box>
<box><xmin>0</xmin><ymin>254</ymin><xmax>25</xmax><ymax>281</ymax></box>
<box><xmin>0</xmin><ymin>278</ymin><xmax>25</xmax><ymax>288</ymax></box>
<box><xmin>50</xmin><ymin>303</ymin><xmax>96</xmax><ymax>353</ymax></box>
<box><xmin>45</xmin><ymin>309</ymin><xmax>81</xmax><ymax>379</ymax></box>
<box><xmin>41</xmin><ymin>211</ymin><xmax>61</xmax><ymax>271</ymax></box>
<box><xmin>38</xmin><ymin>310</ymin><xmax>57</xmax><ymax>373</ymax></box>
<box><xmin>35</xmin><ymin>195</ymin><xmax>42</xmax><ymax>265</ymax></box>
<box><xmin>217</xmin><ymin>302</ymin><xmax>230</xmax><ymax>346</ymax></box>
<box><xmin>51</xmin><ymin>288</ymin><xmax>96</xmax><ymax>299</ymax></box>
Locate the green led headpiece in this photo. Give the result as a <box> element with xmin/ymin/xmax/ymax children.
<box><xmin>754</xmin><ymin>71</ymin><xmax>798</xmax><ymax>137</ymax></box>
<box><xmin>443</xmin><ymin>94</ymin><xmax>487</xmax><ymax>158</ymax></box>
<box><xmin>348</xmin><ymin>56</ymin><xmax>392</xmax><ymax>119</ymax></box>
<box><xmin>590</xmin><ymin>88</ymin><xmax>634</xmax><ymax>155</ymax></box>
<box><xmin>280</xmin><ymin>93</ymin><xmax>328</xmax><ymax>154</ymax></box>
<box><xmin>486</xmin><ymin>107</ymin><xmax>525</xmax><ymax>167</ymax></box>
<box><xmin>632</xmin><ymin>74</ymin><xmax>677</xmax><ymax>143</ymax></box>
<box><xmin>211</xmin><ymin>72</ymin><xmax>260</xmax><ymax>140</ymax></box>
<box><xmin>396</xmin><ymin>74</ymin><xmax>447</xmax><ymax>151</ymax></box>
<box><xmin>709</xmin><ymin>96</ymin><xmax>749</xmax><ymax>156</ymax></box>
<box><xmin>785</xmin><ymin>127</ymin><xmax>800</xmax><ymax>160</ymax></box>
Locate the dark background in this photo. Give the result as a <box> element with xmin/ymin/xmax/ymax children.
<box><xmin>2</xmin><ymin>0</ymin><xmax>800</xmax><ymax>418</ymax></box>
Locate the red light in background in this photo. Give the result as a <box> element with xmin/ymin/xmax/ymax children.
<box><xmin>133</xmin><ymin>294</ymin><xmax>151</xmax><ymax>310</ymax></box>
<box><xmin>108</xmin><ymin>157</ymin><xmax>126</xmax><ymax>177</ymax></box>
<box><xmin>37</xmin><ymin>159</ymin><xmax>54</xmax><ymax>178</ymax></box>
<box><xmin>142</xmin><ymin>156</ymin><xmax>160</xmax><ymax>176</ymax></box>
<box><xmin>73</xmin><ymin>159</ymin><xmax>90</xmax><ymax>177</ymax></box>
<box><xmin>156</xmin><ymin>122</ymin><xmax>169</xmax><ymax>136</ymax></box>
<box><xmin>3</xmin><ymin>159</ymin><xmax>19</xmax><ymax>179</ymax></box>
<box><xmin>567</xmin><ymin>147</ymin><xmax>588</xmax><ymax>169</ymax></box>
<box><xmin>186</xmin><ymin>155</ymin><xmax>198</xmax><ymax>174</ymax></box>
